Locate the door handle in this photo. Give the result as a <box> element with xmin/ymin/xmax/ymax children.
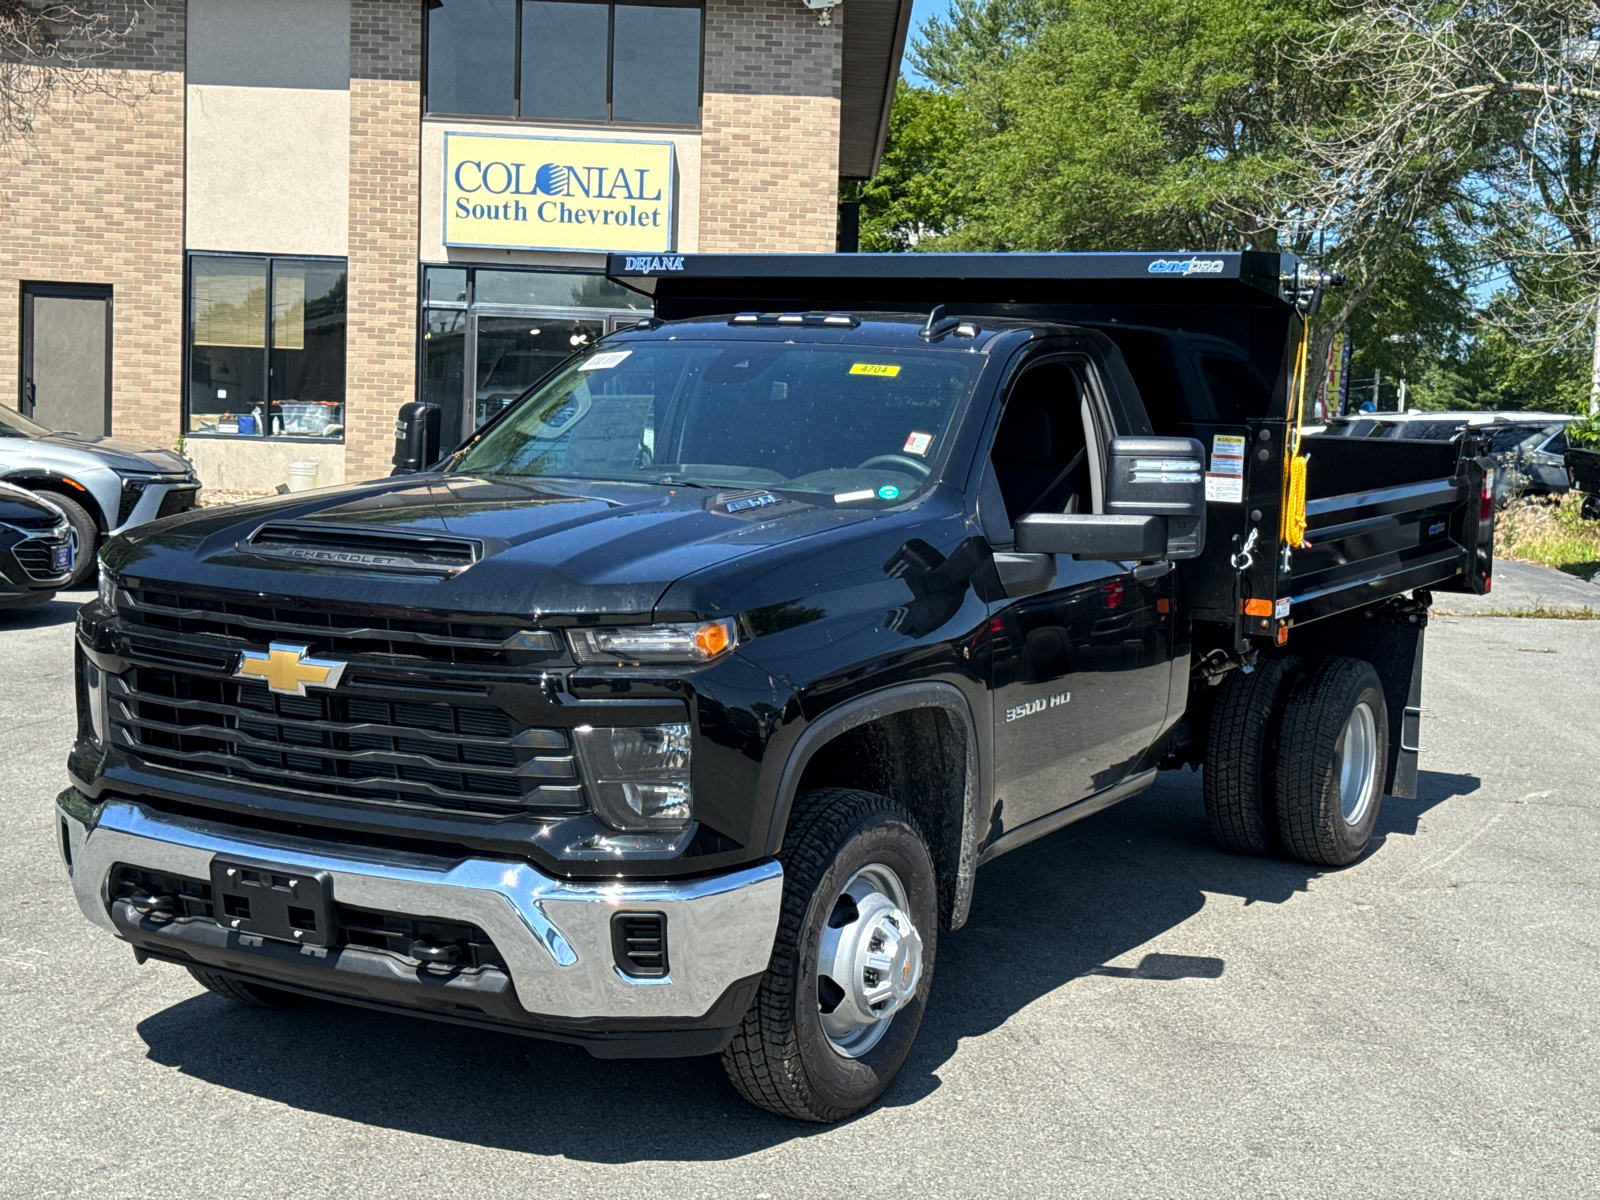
<box><xmin>1131</xmin><ymin>561</ymin><xmax>1171</xmax><ymax>581</ymax></box>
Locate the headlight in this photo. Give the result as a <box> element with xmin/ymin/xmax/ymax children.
<box><xmin>84</xmin><ymin>657</ymin><xmax>108</xmax><ymax>746</ymax></box>
<box><xmin>567</xmin><ymin>618</ymin><xmax>736</xmax><ymax>665</ymax></box>
<box><xmin>574</xmin><ymin>723</ymin><xmax>693</xmax><ymax>830</ymax></box>
<box><xmin>98</xmin><ymin>562</ymin><xmax>116</xmax><ymax>613</ymax></box>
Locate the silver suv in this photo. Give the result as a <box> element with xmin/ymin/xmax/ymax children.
<box><xmin>0</xmin><ymin>405</ymin><xmax>199</xmax><ymax>587</ymax></box>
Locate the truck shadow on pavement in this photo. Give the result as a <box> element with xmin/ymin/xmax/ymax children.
<box><xmin>0</xmin><ymin>591</ymin><xmax>88</xmax><ymax>629</ymax></box>
<box><xmin>134</xmin><ymin>767</ymin><xmax>1477</xmax><ymax>1159</ymax></box>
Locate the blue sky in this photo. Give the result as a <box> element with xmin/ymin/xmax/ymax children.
<box><xmin>902</xmin><ymin>0</ymin><xmax>951</xmax><ymax>85</ymax></box>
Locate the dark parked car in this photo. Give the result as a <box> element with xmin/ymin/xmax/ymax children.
<box><xmin>0</xmin><ymin>481</ymin><xmax>75</xmax><ymax>608</ymax></box>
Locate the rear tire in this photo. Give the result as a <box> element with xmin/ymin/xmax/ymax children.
<box><xmin>721</xmin><ymin>788</ymin><xmax>937</xmax><ymax>1122</ymax></box>
<box><xmin>1202</xmin><ymin>655</ymin><xmax>1301</xmax><ymax>856</ymax></box>
<box><xmin>1274</xmin><ymin>657</ymin><xmax>1388</xmax><ymax>867</ymax></box>
<box><xmin>187</xmin><ymin>966</ymin><xmax>310</xmax><ymax>1009</ymax></box>
<box><xmin>33</xmin><ymin>491</ymin><xmax>97</xmax><ymax>588</ymax></box>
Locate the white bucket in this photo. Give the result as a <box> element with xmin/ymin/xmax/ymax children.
<box><xmin>287</xmin><ymin>460</ymin><xmax>320</xmax><ymax>492</ymax></box>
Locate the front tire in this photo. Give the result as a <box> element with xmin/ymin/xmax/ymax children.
<box><xmin>721</xmin><ymin>788</ymin><xmax>937</xmax><ymax>1122</ymax></box>
<box><xmin>34</xmin><ymin>491</ymin><xmax>98</xmax><ymax>588</ymax></box>
<box><xmin>1274</xmin><ymin>657</ymin><xmax>1388</xmax><ymax>867</ymax></box>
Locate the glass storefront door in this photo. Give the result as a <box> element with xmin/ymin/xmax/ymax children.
<box><xmin>421</xmin><ymin>267</ymin><xmax>649</xmax><ymax>444</ymax></box>
<box><xmin>421</xmin><ymin>308</ymin><xmax>468</xmax><ymax>444</ymax></box>
<box><xmin>472</xmin><ymin>314</ymin><xmax>605</xmax><ymax>429</ymax></box>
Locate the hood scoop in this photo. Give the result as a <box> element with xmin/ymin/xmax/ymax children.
<box><xmin>248</xmin><ymin>522</ymin><xmax>482</xmax><ymax>575</ymax></box>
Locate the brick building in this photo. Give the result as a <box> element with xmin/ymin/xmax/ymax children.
<box><xmin>1</xmin><ymin>0</ymin><xmax>908</xmax><ymax>490</ymax></box>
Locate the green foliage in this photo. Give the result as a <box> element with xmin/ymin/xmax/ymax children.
<box><xmin>1569</xmin><ymin>411</ymin><xmax>1600</xmax><ymax>449</ymax></box>
<box><xmin>857</xmin><ymin>82</ymin><xmax>973</xmax><ymax>251</ymax></box>
<box><xmin>925</xmin><ymin>0</ymin><xmax>1338</xmax><ymax>252</ymax></box>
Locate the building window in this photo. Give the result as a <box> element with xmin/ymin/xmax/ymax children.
<box><xmin>187</xmin><ymin>255</ymin><xmax>347</xmax><ymax>439</ymax></box>
<box><xmin>426</xmin><ymin>0</ymin><xmax>703</xmax><ymax>127</ymax></box>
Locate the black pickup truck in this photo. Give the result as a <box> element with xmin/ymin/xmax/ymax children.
<box><xmin>59</xmin><ymin>253</ymin><xmax>1495</xmax><ymax>1122</ymax></box>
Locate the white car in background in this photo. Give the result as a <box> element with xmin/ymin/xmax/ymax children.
<box><xmin>0</xmin><ymin>405</ymin><xmax>200</xmax><ymax>587</ymax></box>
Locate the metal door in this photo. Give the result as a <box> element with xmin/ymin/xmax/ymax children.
<box><xmin>21</xmin><ymin>283</ymin><xmax>112</xmax><ymax>435</ymax></box>
<box><xmin>985</xmin><ymin>355</ymin><xmax>1176</xmax><ymax>833</ymax></box>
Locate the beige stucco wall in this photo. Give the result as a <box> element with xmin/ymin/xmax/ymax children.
<box><xmin>418</xmin><ymin>120</ymin><xmax>702</xmax><ymax>267</ymax></box>
<box><xmin>185</xmin><ymin>0</ymin><xmax>352</xmax><ymax>257</ymax></box>
<box><xmin>185</xmin><ymin>436</ymin><xmax>347</xmax><ymax>493</ymax></box>
<box><xmin>186</xmin><ymin>86</ymin><xmax>351</xmax><ymax>256</ymax></box>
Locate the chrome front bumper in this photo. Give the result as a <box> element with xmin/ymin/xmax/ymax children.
<box><xmin>59</xmin><ymin>797</ymin><xmax>783</xmax><ymax>1022</ymax></box>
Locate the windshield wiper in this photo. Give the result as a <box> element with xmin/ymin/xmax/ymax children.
<box><xmin>652</xmin><ymin>475</ymin><xmax>714</xmax><ymax>488</ymax></box>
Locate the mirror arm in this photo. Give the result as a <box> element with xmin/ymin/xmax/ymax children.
<box><xmin>993</xmin><ymin>551</ymin><xmax>1055</xmax><ymax>598</ymax></box>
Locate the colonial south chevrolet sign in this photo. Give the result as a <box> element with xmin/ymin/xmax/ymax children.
<box><xmin>444</xmin><ymin>132</ymin><xmax>675</xmax><ymax>253</ymax></box>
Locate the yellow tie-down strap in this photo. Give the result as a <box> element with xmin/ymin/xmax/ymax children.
<box><xmin>1284</xmin><ymin>452</ymin><xmax>1309</xmax><ymax>546</ymax></box>
<box><xmin>1281</xmin><ymin>323</ymin><xmax>1312</xmax><ymax>549</ymax></box>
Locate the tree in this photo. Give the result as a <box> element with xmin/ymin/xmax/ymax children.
<box><xmin>0</xmin><ymin>1</ymin><xmax>153</xmax><ymax>181</ymax></box>
<box><xmin>911</xmin><ymin>0</ymin><xmax>1049</xmax><ymax>119</ymax></box>
<box><xmin>857</xmin><ymin>81</ymin><xmax>973</xmax><ymax>251</ymax></box>
<box><xmin>1287</xmin><ymin>1</ymin><xmax>1600</xmax><ymax>414</ymax></box>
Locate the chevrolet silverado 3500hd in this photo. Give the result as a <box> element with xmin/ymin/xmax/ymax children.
<box><xmin>58</xmin><ymin>253</ymin><xmax>1494</xmax><ymax>1121</ymax></box>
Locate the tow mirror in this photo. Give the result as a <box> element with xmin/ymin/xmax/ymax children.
<box><xmin>1014</xmin><ymin>512</ymin><xmax>1167</xmax><ymax>561</ymax></box>
<box><xmin>1103</xmin><ymin>435</ymin><xmax>1207</xmax><ymax>559</ymax></box>
<box><xmin>391</xmin><ymin>402</ymin><xmax>442</xmax><ymax>476</ymax></box>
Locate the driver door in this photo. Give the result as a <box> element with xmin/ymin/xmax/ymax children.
<box><xmin>984</xmin><ymin>356</ymin><xmax>1175</xmax><ymax>835</ymax></box>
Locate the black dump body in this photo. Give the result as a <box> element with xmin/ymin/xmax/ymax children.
<box><xmin>611</xmin><ymin>251</ymin><xmax>1495</xmax><ymax>653</ymax></box>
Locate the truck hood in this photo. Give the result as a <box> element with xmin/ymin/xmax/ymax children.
<box><xmin>104</xmin><ymin>472</ymin><xmax>874</xmax><ymax>617</ymax></box>
<box><xmin>38</xmin><ymin>432</ymin><xmax>192</xmax><ymax>475</ymax></box>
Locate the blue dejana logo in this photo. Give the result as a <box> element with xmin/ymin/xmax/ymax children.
<box><xmin>534</xmin><ymin>164</ymin><xmax>573</xmax><ymax>196</ymax></box>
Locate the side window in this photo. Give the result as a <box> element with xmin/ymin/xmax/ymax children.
<box><xmin>987</xmin><ymin>362</ymin><xmax>1097</xmax><ymax>532</ymax></box>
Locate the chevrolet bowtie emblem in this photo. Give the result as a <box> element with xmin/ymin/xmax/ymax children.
<box><xmin>234</xmin><ymin>643</ymin><xmax>347</xmax><ymax>696</ymax></box>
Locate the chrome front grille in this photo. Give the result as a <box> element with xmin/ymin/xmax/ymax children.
<box><xmin>13</xmin><ymin>531</ymin><xmax>72</xmax><ymax>582</ymax></box>
<box><xmin>117</xmin><ymin>584</ymin><xmax>557</xmax><ymax>669</ymax></box>
<box><xmin>106</xmin><ymin>666</ymin><xmax>583</xmax><ymax>816</ymax></box>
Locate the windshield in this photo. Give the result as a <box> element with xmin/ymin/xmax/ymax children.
<box><xmin>0</xmin><ymin>405</ymin><xmax>52</xmax><ymax>438</ymax></box>
<box><xmin>453</xmin><ymin>340</ymin><xmax>983</xmax><ymax>504</ymax></box>
<box><xmin>1486</xmin><ymin>425</ymin><xmax>1554</xmax><ymax>454</ymax></box>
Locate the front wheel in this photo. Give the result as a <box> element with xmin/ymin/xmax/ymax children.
<box><xmin>721</xmin><ymin>788</ymin><xmax>937</xmax><ymax>1122</ymax></box>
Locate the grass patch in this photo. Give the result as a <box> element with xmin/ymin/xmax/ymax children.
<box><xmin>1494</xmin><ymin>493</ymin><xmax>1600</xmax><ymax>578</ymax></box>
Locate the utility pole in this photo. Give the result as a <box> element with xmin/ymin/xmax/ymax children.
<box><xmin>1398</xmin><ymin>377</ymin><xmax>1407</xmax><ymax>410</ymax></box>
<box><xmin>1591</xmin><ymin>292</ymin><xmax>1600</xmax><ymax>415</ymax></box>
<box><xmin>1373</xmin><ymin>369</ymin><xmax>1382</xmax><ymax>412</ymax></box>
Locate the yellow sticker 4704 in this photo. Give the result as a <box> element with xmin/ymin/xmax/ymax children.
<box><xmin>850</xmin><ymin>363</ymin><xmax>901</xmax><ymax>377</ymax></box>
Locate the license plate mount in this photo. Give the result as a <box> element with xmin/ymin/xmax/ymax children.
<box><xmin>208</xmin><ymin>858</ymin><xmax>335</xmax><ymax>947</ymax></box>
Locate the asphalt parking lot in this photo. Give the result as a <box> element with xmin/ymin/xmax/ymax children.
<box><xmin>3</xmin><ymin>587</ymin><xmax>1598</xmax><ymax>1198</ymax></box>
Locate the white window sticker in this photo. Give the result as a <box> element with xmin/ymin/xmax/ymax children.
<box><xmin>834</xmin><ymin>489</ymin><xmax>876</xmax><ymax>504</ymax></box>
<box><xmin>903</xmin><ymin>431</ymin><xmax>933</xmax><ymax>456</ymax></box>
<box><xmin>1205</xmin><ymin>474</ymin><xmax>1244</xmax><ymax>503</ymax></box>
<box><xmin>579</xmin><ymin>349</ymin><xmax>633</xmax><ymax>371</ymax></box>
<box><xmin>1210</xmin><ymin>434</ymin><xmax>1246</xmax><ymax>476</ymax></box>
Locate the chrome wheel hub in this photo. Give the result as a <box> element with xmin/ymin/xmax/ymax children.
<box><xmin>1337</xmin><ymin>700</ymin><xmax>1380</xmax><ymax>826</ymax></box>
<box><xmin>816</xmin><ymin>863</ymin><xmax>923</xmax><ymax>1058</ymax></box>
